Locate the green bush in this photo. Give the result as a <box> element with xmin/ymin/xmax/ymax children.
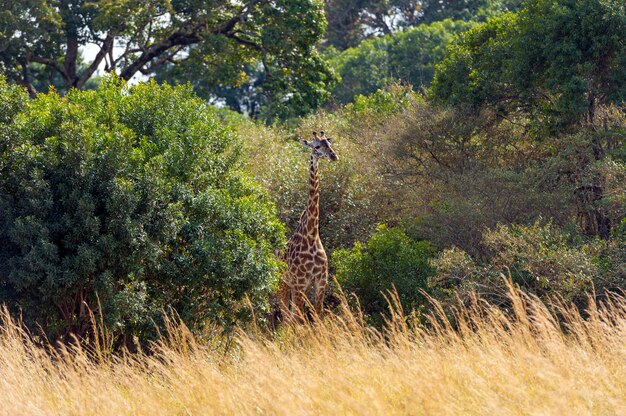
<box><xmin>431</xmin><ymin>221</ymin><xmax>607</xmax><ymax>307</ymax></box>
<box><xmin>0</xmin><ymin>76</ymin><xmax>284</xmax><ymax>344</ymax></box>
<box><xmin>333</xmin><ymin>225</ymin><xmax>436</xmax><ymax>321</ymax></box>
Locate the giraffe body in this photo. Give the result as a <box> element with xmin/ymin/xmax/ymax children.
<box><xmin>279</xmin><ymin>131</ymin><xmax>338</xmax><ymax>322</ymax></box>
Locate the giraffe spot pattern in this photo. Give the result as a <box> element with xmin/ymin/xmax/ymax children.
<box><xmin>279</xmin><ymin>146</ymin><xmax>336</xmax><ymax>319</ymax></box>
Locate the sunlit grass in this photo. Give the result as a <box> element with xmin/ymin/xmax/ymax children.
<box><xmin>1</xmin><ymin>284</ymin><xmax>626</xmax><ymax>415</ymax></box>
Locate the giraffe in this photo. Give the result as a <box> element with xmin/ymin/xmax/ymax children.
<box><xmin>278</xmin><ymin>130</ymin><xmax>338</xmax><ymax>323</ymax></box>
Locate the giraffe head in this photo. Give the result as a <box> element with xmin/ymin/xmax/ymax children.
<box><xmin>301</xmin><ymin>131</ymin><xmax>338</xmax><ymax>161</ymax></box>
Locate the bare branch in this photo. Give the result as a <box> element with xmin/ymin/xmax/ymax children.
<box><xmin>19</xmin><ymin>60</ymin><xmax>37</xmax><ymax>98</ymax></box>
<box><xmin>29</xmin><ymin>55</ymin><xmax>68</xmax><ymax>79</ymax></box>
<box><xmin>227</xmin><ymin>33</ymin><xmax>261</xmax><ymax>49</ymax></box>
<box><xmin>140</xmin><ymin>45</ymin><xmax>184</xmax><ymax>74</ymax></box>
<box><xmin>119</xmin><ymin>28</ymin><xmax>204</xmax><ymax>80</ymax></box>
<box><xmin>76</xmin><ymin>34</ymin><xmax>115</xmax><ymax>89</ymax></box>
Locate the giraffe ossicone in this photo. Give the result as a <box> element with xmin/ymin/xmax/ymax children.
<box><xmin>278</xmin><ymin>130</ymin><xmax>338</xmax><ymax>323</ymax></box>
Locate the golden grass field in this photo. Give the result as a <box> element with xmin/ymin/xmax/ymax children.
<box><xmin>1</xmin><ymin>286</ymin><xmax>626</xmax><ymax>416</ymax></box>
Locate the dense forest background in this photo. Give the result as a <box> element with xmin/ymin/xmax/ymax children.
<box><xmin>0</xmin><ymin>0</ymin><xmax>625</xmax><ymax>345</ymax></box>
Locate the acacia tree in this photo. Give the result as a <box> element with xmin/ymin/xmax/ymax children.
<box><xmin>0</xmin><ymin>0</ymin><xmax>334</xmax><ymax>118</ymax></box>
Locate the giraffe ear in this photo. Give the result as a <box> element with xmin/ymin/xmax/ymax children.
<box><xmin>326</xmin><ymin>137</ymin><xmax>333</xmax><ymax>144</ymax></box>
<box><xmin>301</xmin><ymin>139</ymin><xmax>311</xmax><ymax>147</ymax></box>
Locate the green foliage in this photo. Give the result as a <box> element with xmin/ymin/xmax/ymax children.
<box><xmin>331</xmin><ymin>19</ymin><xmax>474</xmax><ymax>103</ymax></box>
<box><xmin>0</xmin><ymin>76</ymin><xmax>284</xmax><ymax>344</ymax></box>
<box><xmin>431</xmin><ymin>13</ymin><xmax>518</xmax><ymax>108</ymax></box>
<box><xmin>432</xmin><ymin>0</ymin><xmax>626</xmax><ymax>128</ymax></box>
<box><xmin>390</xmin><ymin>20</ymin><xmax>476</xmax><ymax>89</ymax></box>
<box><xmin>1</xmin><ymin>0</ymin><xmax>334</xmax><ymax>120</ymax></box>
<box><xmin>333</xmin><ymin>225</ymin><xmax>435</xmax><ymax>321</ymax></box>
<box><xmin>155</xmin><ymin>0</ymin><xmax>338</xmax><ymax>121</ymax></box>
<box><xmin>0</xmin><ymin>77</ymin><xmax>28</xmax><ymax>123</ymax></box>
<box><xmin>431</xmin><ymin>222</ymin><xmax>605</xmax><ymax>306</ymax></box>
<box><xmin>1</xmin><ymin>0</ymin><xmax>625</xmax><ymax>340</ymax></box>
<box><xmin>330</xmin><ymin>92</ymin><xmax>577</xmax><ymax>254</ymax></box>
<box><xmin>323</xmin><ymin>0</ymin><xmax>520</xmax><ymax>50</ymax></box>
<box><xmin>346</xmin><ymin>84</ymin><xmax>418</xmax><ymax>119</ymax></box>
<box><xmin>232</xmin><ymin>85</ymin><xmax>421</xmax><ymax>256</ymax></box>
<box><xmin>420</xmin><ymin>0</ymin><xmax>523</xmax><ymax>24</ymax></box>
<box><xmin>329</xmin><ymin>37</ymin><xmax>393</xmax><ymax>104</ymax></box>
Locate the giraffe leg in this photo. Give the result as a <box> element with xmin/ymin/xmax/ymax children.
<box><xmin>277</xmin><ymin>279</ymin><xmax>291</xmax><ymax>318</ymax></box>
<box><xmin>313</xmin><ymin>276</ymin><xmax>328</xmax><ymax>317</ymax></box>
<box><xmin>292</xmin><ymin>287</ymin><xmax>308</xmax><ymax>324</ymax></box>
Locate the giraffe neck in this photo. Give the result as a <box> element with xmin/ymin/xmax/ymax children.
<box><xmin>303</xmin><ymin>153</ymin><xmax>320</xmax><ymax>238</ymax></box>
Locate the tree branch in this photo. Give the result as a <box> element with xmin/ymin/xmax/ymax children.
<box><xmin>19</xmin><ymin>60</ymin><xmax>37</xmax><ymax>98</ymax></box>
<box><xmin>76</xmin><ymin>34</ymin><xmax>115</xmax><ymax>89</ymax></box>
<box><xmin>119</xmin><ymin>28</ymin><xmax>204</xmax><ymax>80</ymax></box>
<box><xmin>139</xmin><ymin>45</ymin><xmax>184</xmax><ymax>74</ymax></box>
<box><xmin>119</xmin><ymin>0</ymin><xmax>266</xmax><ymax>80</ymax></box>
<box><xmin>227</xmin><ymin>33</ymin><xmax>261</xmax><ymax>49</ymax></box>
<box><xmin>30</xmin><ymin>55</ymin><xmax>68</xmax><ymax>79</ymax></box>
<box><xmin>213</xmin><ymin>0</ymin><xmax>264</xmax><ymax>35</ymax></box>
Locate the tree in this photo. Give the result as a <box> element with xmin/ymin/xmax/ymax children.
<box><xmin>330</xmin><ymin>19</ymin><xmax>474</xmax><ymax>103</ymax></box>
<box><xmin>0</xmin><ymin>75</ymin><xmax>285</xmax><ymax>345</ymax></box>
<box><xmin>390</xmin><ymin>19</ymin><xmax>475</xmax><ymax>89</ymax></box>
<box><xmin>432</xmin><ymin>0</ymin><xmax>626</xmax><ymax>128</ymax></box>
<box><xmin>323</xmin><ymin>0</ymin><xmax>520</xmax><ymax>50</ymax></box>
<box><xmin>431</xmin><ymin>0</ymin><xmax>626</xmax><ymax>238</ymax></box>
<box><xmin>420</xmin><ymin>0</ymin><xmax>522</xmax><ymax>24</ymax></box>
<box><xmin>330</xmin><ymin>36</ymin><xmax>393</xmax><ymax>104</ymax></box>
<box><xmin>0</xmin><ymin>0</ymin><xmax>335</xmax><ymax>119</ymax></box>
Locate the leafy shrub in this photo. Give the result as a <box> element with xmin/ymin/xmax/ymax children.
<box><xmin>0</xmin><ymin>76</ymin><xmax>284</xmax><ymax>344</ymax></box>
<box><xmin>431</xmin><ymin>222</ymin><xmax>606</xmax><ymax>307</ymax></box>
<box><xmin>333</xmin><ymin>225</ymin><xmax>436</xmax><ymax>321</ymax></box>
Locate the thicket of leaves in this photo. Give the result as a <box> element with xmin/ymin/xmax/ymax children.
<box><xmin>0</xmin><ymin>76</ymin><xmax>284</xmax><ymax>345</ymax></box>
<box><xmin>432</xmin><ymin>0</ymin><xmax>626</xmax><ymax>129</ymax></box>
<box><xmin>0</xmin><ymin>0</ymin><xmax>336</xmax><ymax>122</ymax></box>
<box><xmin>333</xmin><ymin>225</ymin><xmax>435</xmax><ymax>323</ymax></box>
<box><xmin>431</xmin><ymin>220</ymin><xmax>626</xmax><ymax>309</ymax></box>
<box><xmin>323</xmin><ymin>0</ymin><xmax>521</xmax><ymax>50</ymax></box>
<box><xmin>329</xmin><ymin>19</ymin><xmax>475</xmax><ymax>104</ymax></box>
<box><xmin>236</xmin><ymin>99</ymin><xmax>622</xmax><ymax>320</ymax></box>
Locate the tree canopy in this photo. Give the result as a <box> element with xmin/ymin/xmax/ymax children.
<box><xmin>0</xmin><ymin>0</ymin><xmax>335</xmax><ymax>119</ymax></box>
<box><xmin>432</xmin><ymin>0</ymin><xmax>626</xmax><ymax>128</ymax></box>
<box><xmin>330</xmin><ymin>19</ymin><xmax>474</xmax><ymax>103</ymax></box>
<box><xmin>323</xmin><ymin>0</ymin><xmax>521</xmax><ymax>50</ymax></box>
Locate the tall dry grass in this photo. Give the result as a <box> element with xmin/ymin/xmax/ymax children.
<box><xmin>1</xmin><ymin>284</ymin><xmax>626</xmax><ymax>415</ymax></box>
